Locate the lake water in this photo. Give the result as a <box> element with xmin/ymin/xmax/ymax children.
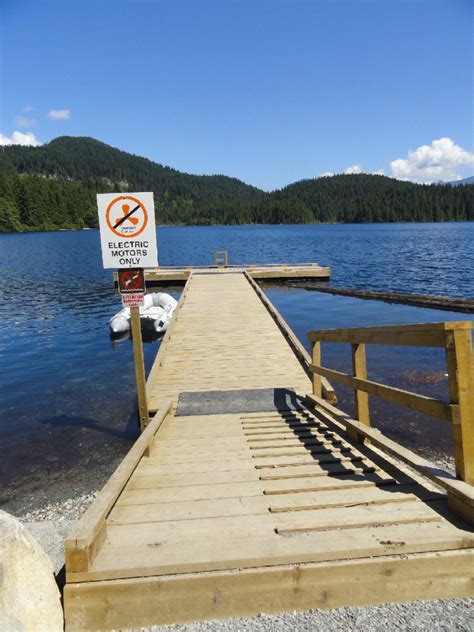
<box><xmin>1</xmin><ymin>223</ymin><xmax>473</xmax><ymax>513</ymax></box>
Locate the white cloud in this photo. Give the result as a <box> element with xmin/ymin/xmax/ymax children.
<box><xmin>0</xmin><ymin>131</ymin><xmax>41</xmax><ymax>146</ymax></box>
<box><xmin>344</xmin><ymin>164</ymin><xmax>363</xmax><ymax>174</ymax></box>
<box><xmin>320</xmin><ymin>166</ymin><xmax>365</xmax><ymax>177</ymax></box>
<box><xmin>372</xmin><ymin>169</ymin><xmax>385</xmax><ymax>176</ymax></box>
<box><xmin>23</xmin><ymin>105</ymin><xmax>33</xmax><ymax>113</ymax></box>
<box><xmin>390</xmin><ymin>137</ymin><xmax>474</xmax><ymax>183</ymax></box>
<box><xmin>48</xmin><ymin>109</ymin><xmax>71</xmax><ymax>120</ymax></box>
<box><xmin>15</xmin><ymin>116</ymin><xmax>35</xmax><ymax>128</ymax></box>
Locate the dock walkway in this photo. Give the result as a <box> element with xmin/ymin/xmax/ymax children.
<box><xmin>147</xmin><ymin>272</ymin><xmax>310</xmax><ymax>411</ymax></box>
<box><xmin>64</xmin><ymin>271</ymin><xmax>474</xmax><ymax>631</ymax></box>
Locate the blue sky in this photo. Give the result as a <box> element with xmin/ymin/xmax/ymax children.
<box><xmin>1</xmin><ymin>0</ymin><xmax>473</xmax><ymax>190</ymax></box>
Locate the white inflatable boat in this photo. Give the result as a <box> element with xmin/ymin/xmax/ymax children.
<box><xmin>109</xmin><ymin>292</ymin><xmax>178</xmax><ymax>335</ymax></box>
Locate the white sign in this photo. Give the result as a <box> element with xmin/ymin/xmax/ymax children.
<box><xmin>97</xmin><ymin>192</ymin><xmax>158</xmax><ymax>269</ymax></box>
<box><xmin>121</xmin><ymin>294</ymin><xmax>145</xmax><ymax>308</ymax></box>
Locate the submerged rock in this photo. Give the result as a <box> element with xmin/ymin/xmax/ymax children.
<box><xmin>0</xmin><ymin>510</ymin><xmax>63</xmax><ymax>631</ymax></box>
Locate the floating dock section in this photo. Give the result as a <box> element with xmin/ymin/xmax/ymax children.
<box><xmin>115</xmin><ymin>261</ymin><xmax>331</xmax><ymax>286</ymax></box>
<box><xmin>65</xmin><ymin>269</ymin><xmax>474</xmax><ymax>631</ymax></box>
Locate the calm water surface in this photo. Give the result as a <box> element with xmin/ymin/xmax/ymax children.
<box><xmin>1</xmin><ymin>223</ymin><xmax>473</xmax><ymax>512</ymax></box>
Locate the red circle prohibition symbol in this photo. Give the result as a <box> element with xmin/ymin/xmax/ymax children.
<box><xmin>106</xmin><ymin>195</ymin><xmax>148</xmax><ymax>238</ymax></box>
<box><xmin>120</xmin><ymin>270</ymin><xmax>143</xmax><ymax>290</ymax></box>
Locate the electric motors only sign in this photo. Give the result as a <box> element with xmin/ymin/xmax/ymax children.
<box><xmin>97</xmin><ymin>192</ymin><xmax>158</xmax><ymax>269</ymax></box>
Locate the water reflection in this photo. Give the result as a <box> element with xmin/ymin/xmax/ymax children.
<box><xmin>1</xmin><ymin>225</ymin><xmax>473</xmax><ymax>513</ymax></box>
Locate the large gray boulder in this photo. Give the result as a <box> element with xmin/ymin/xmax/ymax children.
<box><xmin>0</xmin><ymin>510</ymin><xmax>63</xmax><ymax>631</ymax></box>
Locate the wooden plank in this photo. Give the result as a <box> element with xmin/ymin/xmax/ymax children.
<box><xmin>64</xmin><ymin>549</ymin><xmax>474</xmax><ymax>629</ymax></box>
<box><xmin>151</xmin><ymin>450</ymin><xmax>251</xmax><ymax>464</ymax></box>
<box><xmin>242</xmin><ymin>415</ymin><xmax>336</xmax><ymax>427</ymax></box>
<box><xmin>254</xmin><ymin>452</ymin><xmax>368</xmax><ymax>469</ymax></box>
<box><xmin>104</xmin><ymin>516</ymin><xmax>275</xmax><ymax>548</ymax></box>
<box><xmin>304</xmin><ymin>394</ymin><xmax>474</xmax><ymax>519</ymax></box>
<box><xmin>308</xmin><ymin>321</ymin><xmax>471</xmax><ymax>346</ymax></box>
<box><xmin>135</xmin><ymin>458</ymin><xmax>257</xmax><ymax>476</ymax></box>
<box><xmin>267</xmin><ymin>484</ymin><xmax>443</xmax><ymax>512</ymax></box>
<box><xmin>128</xmin><ymin>468</ymin><xmax>260</xmax><ymax>489</ymax></box>
<box><xmin>248</xmin><ymin>437</ymin><xmax>342</xmax><ymax>449</ymax></box>
<box><xmin>108</xmin><ymin>496</ymin><xmax>269</xmax><ymax>525</ymax></box>
<box><xmin>274</xmin><ymin>500</ymin><xmax>442</xmax><ymax>534</ymax></box>
<box><xmin>251</xmin><ymin>445</ymin><xmax>356</xmax><ymax>459</ymax></box>
<box><xmin>258</xmin><ymin>461</ymin><xmax>379</xmax><ymax>479</ymax></box>
<box><xmin>67</xmin><ymin>521</ymin><xmax>473</xmax><ymax>582</ymax></box>
<box><xmin>65</xmin><ymin>402</ymin><xmax>173</xmax><ymax>573</ymax></box>
<box><xmin>108</xmin><ymin>502</ymin><xmax>436</xmax><ymax>551</ymax></box>
<box><xmin>310</xmin><ymin>364</ymin><xmax>454</xmax><ymax>421</ymax></box>
<box><xmin>117</xmin><ymin>481</ymin><xmax>264</xmax><ymax>505</ymax></box>
<box><xmin>262</xmin><ymin>472</ymin><xmax>397</xmax><ymax>495</ymax></box>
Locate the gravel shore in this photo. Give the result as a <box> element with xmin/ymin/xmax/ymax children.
<box><xmin>136</xmin><ymin>601</ymin><xmax>474</xmax><ymax>632</ymax></box>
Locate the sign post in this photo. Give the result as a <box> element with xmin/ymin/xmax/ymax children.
<box><xmin>117</xmin><ymin>267</ymin><xmax>149</xmax><ymax>431</ymax></box>
<box><xmin>129</xmin><ymin>306</ymin><xmax>149</xmax><ymax>431</ymax></box>
<box><xmin>97</xmin><ymin>192</ymin><xmax>158</xmax><ymax>432</ymax></box>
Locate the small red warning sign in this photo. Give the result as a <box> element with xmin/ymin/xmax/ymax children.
<box><xmin>121</xmin><ymin>294</ymin><xmax>145</xmax><ymax>308</ymax></box>
<box><xmin>118</xmin><ymin>268</ymin><xmax>146</xmax><ymax>294</ymax></box>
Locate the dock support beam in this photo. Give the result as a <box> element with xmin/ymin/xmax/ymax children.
<box><xmin>130</xmin><ymin>306</ymin><xmax>149</xmax><ymax>431</ymax></box>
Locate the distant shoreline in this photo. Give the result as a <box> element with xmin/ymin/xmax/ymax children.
<box><xmin>1</xmin><ymin>218</ymin><xmax>474</xmax><ymax>235</ymax></box>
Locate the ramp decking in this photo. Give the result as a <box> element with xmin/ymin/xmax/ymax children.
<box><xmin>146</xmin><ymin>272</ymin><xmax>311</xmax><ymax>411</ymax></box>
<box><xmin>64</xmin><ymin>271</ymin><xmax>474</xmax><ymax>630</ymax></box>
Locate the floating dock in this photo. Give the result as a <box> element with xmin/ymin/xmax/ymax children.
<box><xmin>65</xmin><ymin>270</ymin><xmax>474</xmax><ymax>630</ymax></box>
<box><xmin>114</xmin><ymin>261</ymin><xmax>331</xmax><ymax>286</ymax></box>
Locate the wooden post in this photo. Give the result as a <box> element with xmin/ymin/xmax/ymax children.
<box><xmin>445</xmin><ymin>329</ymin><xmax>474</xmax><ymax>484</ymax></box>
<box><xmin>348</xmin><ymin>343</ymin><xmax>370</xmax><ymax>444</ymax></box>
<box><xmin>130</xmin><ymin>306</ymin><xmax>149</xmax><ymax>432</ymax></box>
<box><xmin>351</xmin><ymin>343</ymin><xmax>370</xmax><ymax>426</ymax></box>
<box><xmin>312</xmin><ymin>341</ymin><xmax>322</xmax><ymax>397</ymax></box>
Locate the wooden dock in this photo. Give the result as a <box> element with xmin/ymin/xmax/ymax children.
<box><xmin>146</xmin><ymin>272</ymin><xmax>312</xmax><ymax>411</ymax></box>
<box><xmin>64</xmin><ymin>271</ymin><xmax>474</xmax><ymax>630</ymax></box>
<box><xmin>113</xmin><ymin>261</ymin><xmax>331</xmax><ymax>286</ymax></box>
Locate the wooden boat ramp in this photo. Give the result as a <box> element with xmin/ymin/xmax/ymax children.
<box><xmin>65</xmin><ymin>269</ymin><xmax>474</xmax><ymax>630</ymax></box>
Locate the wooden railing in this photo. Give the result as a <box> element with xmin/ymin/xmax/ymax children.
<box><xmin>213</xmin><ymin>250</ymin><xmax>229</xmax><ymax>267</ymax></box>
<box><xmin>308</xmin><ymin>321</ymin><xmax>474</xmax><ymax>485</ymax></box>
<box><xmin>245</xmin><ymin>272</ymin><xmax>337</xmax><ymax>404</ymax></box>
<box><xmin>65</xmin><ymin>401</ymin><xmax>173</xmax><ymax>574</ymax></box>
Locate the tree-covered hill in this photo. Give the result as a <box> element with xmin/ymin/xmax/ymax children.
<box><xmin>267</xmin><ymin>174</ymin><xmax>474</xmax><ymax>223</ymax></box>
<box><xmin>0</xmin><ymin>136</ymin><xmax>266</xmax><ymax>230</ymax></box>
<box><xmin>0</xmin><ymin>135</ymin><xmax>473</xmax><ymax>231</ymax></box>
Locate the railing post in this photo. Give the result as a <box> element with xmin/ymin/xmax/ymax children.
<box><xmin>351</xmin><ymin>343</ymin><xmax>370</xmax><ymax>426</ymax></box>
<box><xmin>312</xmin><ymin>340</ymin><xmax>322</xmax><ymax>397</ymax></box>
<box><xmin>349</xmin><ymin>343</ymin><xmax>370</xmax><ymax>443</ymax></box>
<box><xmin>445</xmin><ymin>329</ymin><xmax>474</xmax><ymax>484</ymax></box>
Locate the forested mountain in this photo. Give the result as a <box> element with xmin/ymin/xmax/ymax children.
<box><xmin>0</xmin><ymin>136</ymin><xmax>263</xmax><ymax>230</ymax></box>
<box><xmin>451</xmin><ymin>176</ymin><xmax>474</xmax><ymax>186</ymax></box>
<box><xmin>267</xmin><ymin>174</ymin><xmax>474</xmax><ymax>223</ymax></box>
<box><xmin>0</xmin><ymin>136</ymin><xmax>473</xmax><ymax>232</ymax></box>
